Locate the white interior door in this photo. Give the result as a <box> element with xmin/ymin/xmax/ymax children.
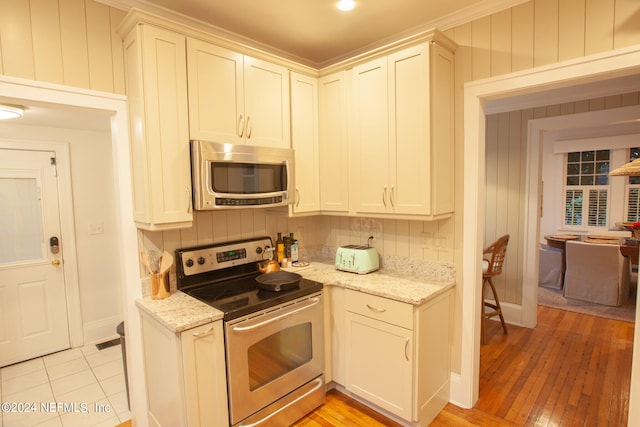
<box><xmin>0</xmin><ymin>148</ymin><xmax>70</xmax><ymax>367</ymax></box>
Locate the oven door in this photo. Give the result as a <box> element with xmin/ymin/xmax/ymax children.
<box><xmin>225</xmin><ymin>293</ymin><xmax>324</xmax><ymax>425</ymax></box>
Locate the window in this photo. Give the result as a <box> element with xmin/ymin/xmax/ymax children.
<box><xmin>564</xmin><ymin>150</ymin><xmax>610</xmax><ymax>228</ymax></box>
<box><xmin>625</xmin><ymin>147</ymin><xmax>640</xmax><ymax>222</ymax></box>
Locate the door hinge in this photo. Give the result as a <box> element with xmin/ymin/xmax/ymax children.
<box><xmin>50</xmin><ymin>157</ymin><xmax>58</xmax><ymax>176</ymax></box>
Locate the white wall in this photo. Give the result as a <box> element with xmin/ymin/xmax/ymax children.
<box><xmin>0</xmin><ymin>121</ymin><xmax>123</xmax><ymax>344</ymax></box>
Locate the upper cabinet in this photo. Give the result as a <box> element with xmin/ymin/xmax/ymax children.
<box><xmin>350</xmin><ymin>40</ymin><xmax>454</xmax><ymax>219</ymax></box>
<box><xmin>290</xmin><ymin>72</ymin><xmax>321</xmax><ymax>214</ymax></box>
<box><xmin>122</xmin><ymin>23</ymin><xmax>192</xmax><ymax>230</ymax></box>
<box><xmin>187</xmin><ymin>38</ymin><xmax>291</xmax><ymax>148</ymax></box>
<box><xmin>318</xmin><ymin>71</ymin><xmax>350</xmax><ymax>214</ymax></box>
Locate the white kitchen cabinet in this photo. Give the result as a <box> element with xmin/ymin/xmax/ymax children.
<box><xmin>344</xmin><ymin>290</ymin><xmax>413</xmax><ymax>419</ymax></box>
<box><xmin>290</xmin><ymin>72</ymin><xmax>320</xmax><ymax>214</ymax></box>
<box><xmin>351</xmin><ymin>39</ymin><xmax>454</xmax><ymax>219</ymax></box>
<box><xmin>342</xmin><ymin>288</ymin><xmax>452</xmax><ymax>425</ymax></box>
<box><xmin>122</xmin><ymin>23</ymin><xmax>192</xmax><ymax>230</ymax></box>
<box><xmin>318</xmin><ymin>71</ymin><xmax>350</xmax><ymax>213</ymax></box>
<box><xmin>187</xmin><ymin>38</ymin><xmax>290</xmax><ymax>148</ymax></box>
<box><xmin>141</xmin><ymin>313</ymin><xmax>229</xmax><ymax>427</ymax></box>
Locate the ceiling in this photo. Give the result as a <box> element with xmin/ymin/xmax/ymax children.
<box><xmin>104</xmin><ymin>0</ymin><xmax>525</xmax><ymax>68</ymax></box>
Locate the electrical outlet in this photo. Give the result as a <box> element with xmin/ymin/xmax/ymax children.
<box><xmin>421</xmin><ymin>232</ymin><xmax>433</xmax><ymax>248</ymax></box>
<box><xmin>89</xmin><ymin>223</ymin><xmax>104</xmax><ymax>235</ymax></box>
<box><xmin>434</xmin><ymin>234</ymin><xmax>447</xmax><ymax>248</ymax></box>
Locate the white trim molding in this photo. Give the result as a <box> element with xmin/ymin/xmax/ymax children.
<box><xmin>458</xmin><ymin>44</ymin><xmax>640</xmax><ymax>417</ymax></box>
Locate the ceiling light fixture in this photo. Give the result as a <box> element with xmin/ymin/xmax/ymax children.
<box><xmin>337</xmin><ymin>0</ymin><xmax>355</xmax><ymax>11</ymax></box>
<box><xmin>0</xmin><ymin>104</ymin><xmax>24</xmax><ymax>120</ymax></box>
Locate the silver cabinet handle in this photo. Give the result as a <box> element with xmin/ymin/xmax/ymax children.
<box><xmin>404</xmin><ymin>337</ymin><xmax>409</xmax><ymax>361</ymax></box>
<box><xmin>390</xmin><ymin>185</ymin><xmax>395</xmax><ymax>207</ymax></box>
<box><xmin>186</xmin><ymin>186</ymin><xmax>192</xmax><ymax>213</ymax></box>
<box><xmin>296</xmin><ymin>188</ymin><xmax>300</xmax><ymax>207</ymax></box>
<box><xmin>246</xmin><ymin>116</ymin><xmax>252</xmax><ymax>138</ymax></box>
<box><xmin>366</xmin><ymin>304</ymin><xmax>386</xmax><ymax>313</ymax></box>
<box><xmin>192</xmin><ymin>325</ymin><xmax>215</xmax><ymax>338</ymax></box>
<box><xmin>382</xmin><ymin>186</ymin><xmax>387</xmax><ymax>207</ymax></box>
<box><xmin>237</xmin><ymin>114</ymin><xmax>244</xmax><ymax>137</ymax></box>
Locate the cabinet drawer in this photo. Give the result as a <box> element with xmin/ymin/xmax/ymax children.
<box><xmin>345</xmin><ymin>290</ymin><xmax>413</xmax><ymax>329</ymax></box>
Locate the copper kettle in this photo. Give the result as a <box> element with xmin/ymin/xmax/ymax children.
<box><xmin>258</xmin><ymin>258</ymin><xmax>281</xmax><ymax>274</ymax></box>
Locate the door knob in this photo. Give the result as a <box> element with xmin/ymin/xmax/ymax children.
<box><xmin>52</xmin><ymin>259</ymin><xmax>61</xmax><ymax>266</ymax></box>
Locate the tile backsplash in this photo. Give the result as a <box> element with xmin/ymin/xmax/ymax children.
<box><xmin>137</xmin><ymin>209</ymin><xmax>455</xmax><ymax>289</ymax></box>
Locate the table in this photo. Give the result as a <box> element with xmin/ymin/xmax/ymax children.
<box><xmin>544</xmin><ymin>234</ymin><xmax>638</xmax><ymax>278</ymax></box>
<box><xmin>620</xmin><ymin>242</ymin><xmax>639</xmax><ymax>266</ymax></box>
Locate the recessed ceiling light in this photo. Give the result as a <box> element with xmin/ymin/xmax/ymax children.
<box><xmin>337</xmin><ymin>0</ymin><xmax>355</xmax><ymax>11</ymax></box>
<box><xmin>0</xmin><ymin>104</ymin><xmax>24</xmax><ymax>120</ymax></box>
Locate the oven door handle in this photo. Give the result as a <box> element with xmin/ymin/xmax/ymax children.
<box><xmin>231</xmin><ymin>297</ymin><xmax>320</xmax><ymax>332</ymax></box>
<box><xmin>238</xmin><ymin>376</ymin><xmax>324</xmax><ymax>427</ymax></box>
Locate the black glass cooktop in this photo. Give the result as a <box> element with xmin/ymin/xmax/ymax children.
<box><xmin>185</xmin><ymin>274</ymin><xmax>323</xmax><ymax>321</ymax></box>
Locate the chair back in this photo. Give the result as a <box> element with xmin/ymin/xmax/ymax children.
<box><xmin>483</xmin><ymin>234</ymin><xmax>510</xmax><ymax>278</ymax></box>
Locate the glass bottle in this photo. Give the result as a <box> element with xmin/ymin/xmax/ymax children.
<box><xmin>276</xmin><ymin>232</ymin><xmax>284</xmax><ymax>262</ymax></box>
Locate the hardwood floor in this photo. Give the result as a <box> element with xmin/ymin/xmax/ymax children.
<box><xmin>118</xmin><ymin>305</ymin><xmax>633</xmax><ymax>426</ymax></box>
<box><xmin>296</xmin><ymin>305</ymin><xmax>634</xmax><ymax>426</ymax></box>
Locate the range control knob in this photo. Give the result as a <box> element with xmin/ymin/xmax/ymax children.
<box><xmin>185</xmin><ymin>258</ymin><xmax>194</xmax><ymax>267</ymax></box>
<box><xmin>197</xmin><ymin>256</ymin><xmax>206</xmax><ymax>265</ymax></box>
<box><xmin>256</xmin><ymin>247</ymin><xmax>263</xmax><ymax>254</ymax></box>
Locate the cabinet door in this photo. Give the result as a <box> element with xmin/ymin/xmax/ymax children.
<box><xmin>181</xmin><ymin>322</ymin><xmax>229</xmax><ymax>427</ymax></box>
<box><xmin>429</xmin><ymin>43</ymin><xmax>455</xmax><ymax>216</ymax></box>
<box><xmin>388</xmin><ymin>44</ymin><xmax>431</xmax><ymax>215</ymax></box>
<box><xmin>133</xmin><ymin>24</ymin><xmax>191</xmax><ymax>228</ymax></box>
<box><xmin>290</xmin><ymin>72</ymin><xmax>320</xmax><ymax>213</ymax></box>
<box><xmin>186</xmin><ymin>39</ymin><xmax>244</xmax><ymax>144</ymax></box>
<box><xmin>345</xmin><ymin>311</ymin><xmax>413</xmax><ymax>420</ymax></box>
<box><xmin>351</xmin><ymin>57</ymin><xmax>390</xmax><ymax>214</ymax></box>
<box><xmin>243</xmin><ymin>57</ymin><xmax>290</xmax><ymax>148</ymax></box>
<box><xmin>319</xmin><ymin>72</ymin><xmax>349</xmax><ymax>213</ymax></box>
<box><xmin>141</xmin><ymin>313</ymin><xmax>186</xmax><ymax>426</ymax></box>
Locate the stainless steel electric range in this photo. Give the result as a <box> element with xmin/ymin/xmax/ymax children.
<box><xmin>176</xmin><ymin>237</ymin><xmax>325</xmax><ymax>427</ymax></box>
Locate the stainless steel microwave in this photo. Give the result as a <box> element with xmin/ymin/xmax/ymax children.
<box><xmin>191</xmin><ymin>140</ymin><xmax>295</xmax><ymax>210</ymax></box>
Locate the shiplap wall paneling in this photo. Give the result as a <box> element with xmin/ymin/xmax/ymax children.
<box><xmin>534</xmin><ymin>0</ymin><xmax>559</xmax><ymax>67</ymax></box>
<box><xmin>511</xmin><ymin>2</ymin><xmax>534</xmax><ymax>72</ymax></box>
<box><xmin>60</xmin><ymin>0</ymin><xmax>91</xmax><ymax>88</ymax></box>
<box><xmin>559</xmin><ymin>0</ymin><xmax>586</xmax><ymax>61</ymax></box>
<box><xmin>0</xmin><ymin>0</ymin><xmax>125</xmax><ymax>94</ymax></box>
<box><xmin>86</xmin><ymin>1</ymin><xmax>116</xmax><ymax>93</ymax></box>
<box><xmin>31</xmin><ymin>0</ymin><xmax>64</xmax><ymax>84</ymax></box>
<box><xmin>0</xmin><ymin>1</ymin><xmax>35</xmax><ymax>79</ymax></box>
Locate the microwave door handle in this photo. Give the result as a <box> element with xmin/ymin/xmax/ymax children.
<box><xmin>285</xmin><ymin>159</ymin><xmax>292</xmax><ymax>199</ymax></box>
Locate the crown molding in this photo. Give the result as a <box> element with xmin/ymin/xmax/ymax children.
<box><xmin>99</xmin><ymin>0</ymin><xmax>528</xmax><ymax>70</ymax></box>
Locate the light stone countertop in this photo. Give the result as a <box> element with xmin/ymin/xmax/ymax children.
<box><xmin>284</xmin><ymin>261</ymin><xmax>455</xmax><ymax>305</ymax></box>
<box><xmin>136</xmin><ymin>291</ymin><xmax>223</xmax><ymax>333</ymax></box>
<box><xmin>136</xmin><ymin>260</ymin><xmax>455</xmax><ymax>333</ymax></box>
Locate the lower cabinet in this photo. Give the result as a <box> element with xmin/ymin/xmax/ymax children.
<box><xmin>340</xmin><ymin>287</ymin><xmax>452</xmax><ymax>425</ymax></box>
<box><xmin>140</xmin><ymin>313</ymin><xmax>229</xmax><ymax>427</ymax></box>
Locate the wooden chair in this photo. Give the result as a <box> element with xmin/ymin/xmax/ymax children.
<box><xmin>481</xmin><ymin>234</ymin><xmax>509</xmax><ymax>345</ymax></box>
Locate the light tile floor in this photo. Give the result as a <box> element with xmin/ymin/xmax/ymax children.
<box><xmin>1</xmin><ymin>344</ymin><xmax>130</xmax><ymax>427</ymax></box>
